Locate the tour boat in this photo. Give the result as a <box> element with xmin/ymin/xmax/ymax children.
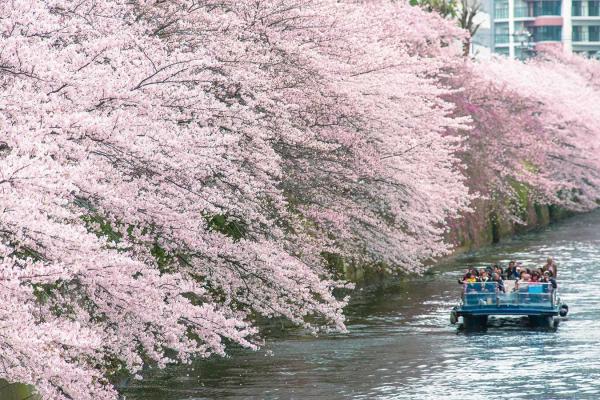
<box><xmin>450</xmin><ymin>280</ymin><xmax>569</xmax><ymax>329</ymax></box>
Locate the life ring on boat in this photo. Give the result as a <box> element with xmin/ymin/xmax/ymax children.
<box><xmin>450</xmin><ymin>309</ymin><xmax>458</xmax><ymax>325</ymax></box>
<box><xmin>559</xmin><ymin>304</ymin><xmax>569</xmax><ymax>317</ymax></box>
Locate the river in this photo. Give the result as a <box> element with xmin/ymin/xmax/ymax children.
<box><xmin>10</xmin><ymin>211</ymin><xmax>600</xmax><ymax>400</ymax></box>
<box><xmin>120</xmin><ymin>210</ymin><xmax>600</xmax><ymax>399</ymax></box>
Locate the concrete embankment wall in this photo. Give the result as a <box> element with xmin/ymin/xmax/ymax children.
<box><xmin>338</xmin><ymin>198</ymin><xmax>574</xmax><ymax>285</ymax></box>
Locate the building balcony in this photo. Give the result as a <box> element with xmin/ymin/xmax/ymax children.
<box><xmin>512</xmin><ymin>1</ymin><xmax>562</xmax><ymax>19</ymax></box>
<box><xmin>531</xmin><ymin>16</ymin><xmax>564</xmax><ymax>26</ymax></box>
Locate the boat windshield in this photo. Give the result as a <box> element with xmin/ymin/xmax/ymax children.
<box><xmin>462</xmin><ymin>282</ymin><xmax>555</xmax><ymax>307</ymax></box>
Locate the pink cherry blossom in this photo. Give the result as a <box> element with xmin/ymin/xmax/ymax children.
<box><xmin>2</xmin><ymin>1</ymin><xmax>599</xmax><ymax>399</ymax></box>
<box><xmin>0</xmin><ymin>1</ymin><xmax>472</xmax><ymax>398</ymax></box>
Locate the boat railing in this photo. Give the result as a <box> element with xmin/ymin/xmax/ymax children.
<box><xmin>462</xmin><ymin>282</ymin><xmax>555</xmax><ymax>308</ymax></box>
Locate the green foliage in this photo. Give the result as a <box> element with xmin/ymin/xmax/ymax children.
<box><xmin>206</xmin><ymin>214</ymin><xmax>247</xmax><ymax>241</ymax></box>
<box><xmin>322</xmin><ymin>252</ymin><xmax>346</xmax><ymax>280</ymax></box>
<box><xmin>10</xmin><ymin>246</ymin><xmax>44</xmax><ymax>262</ymax></box>
<box><xmin>150</xmin><ymin>243</ymin><xmax>174</xmax><ymax>273</ymax></box>
<box><xmin>81</xmin><ymin>214</ymin><xmax>122</xmax><ymax>244</ymax></box>
<box><xmin>410</xmin><ymin>0</ymin><xmax>458</xmax><ymax>18</ymax></box>
<box><xmin>522</xmin><ymin>160</ymin><xmax>539</xmax><ymax>174</ymax></box>
<box><xmin>32</xmin><ymin>282</ymin><xmax>58</xmax><ymax>305</ymax></box>
<box><xmin>32</xmin><ymin>281</ymin><xmax>77</xmax><ymax>318</ymax></box>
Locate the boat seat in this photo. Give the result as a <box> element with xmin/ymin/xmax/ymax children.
<box><xmin>528</xmin><ymin>284</ymin><xmax>543</xmax><ymax>294</ymax></box>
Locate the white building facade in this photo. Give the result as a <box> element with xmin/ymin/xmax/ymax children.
<box><xmin>491</xmin><ymin>0</ymin><xmax>600</xmax><ymax>58</ymax></box>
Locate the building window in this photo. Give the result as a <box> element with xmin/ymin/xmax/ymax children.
<box><xmin>573</xmin><ymin>26</ymin><xmax>584</xmax><ymax>41</ymax></box>
<box><xmin>531</xmin><ymin>1</ymin><xmax>562</xmax><ymax>16</ymax></box>
<box><xmin>495</xmin><ymin>7</ymin><xmax>509</xmax><ymax>18</ymax></box>
<box><xmin>495</xmin><ymin>47</ymin><xmax>510</xmax><ymax>56</ymax></box>
<box><xmin>495</xmin><ymin>22</ymin><xmax>510</xmax><ymax>43</ymax></box>
<box><xmin>514</xmin><ymin>21</ymin><xmax>528</xmax><ymax>33</ymax></box>
<box><xmin>590</xmin><ymin>26</ymin><xmax>600</xmax><ymax>41</ymax></box>
<box><xmin>573</xmin><ymin>0</ymin><xmax>600</xmax><ymax>15</ymax></box>
<box><xmin>514</xmin><ymin>0</ymin><xmax>529</xmax><ymax>17</ymax></box>
<box><xmin>495</xmin><ymin>0</ymin><xmax>509</xmax><ymax>18</ymax></box>
<box><xmin>533</xmin><ymin>26</ymin><xmax>562</xmax><ymax>41</ymax></box>
<box><xmin>574</xmin><ymin>26</ymin><xmax>600</xmax><ymax>41</ymax></box>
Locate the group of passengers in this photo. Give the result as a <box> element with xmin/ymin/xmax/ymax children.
<box><xmin>458</xmin><ymin>257</ymin><xmax>558</xmax><ymax>293</ymax></box>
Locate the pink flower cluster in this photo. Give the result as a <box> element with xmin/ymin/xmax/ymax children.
<box><xmin>450</xmin><ymin>53</ymin><xmax>600</xmax><ymax>220</ymax></box>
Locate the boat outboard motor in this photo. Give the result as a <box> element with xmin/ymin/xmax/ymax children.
<box><xmin>559</xmin><ymin>304</ymin><xmax>569</xmax><ymax>317</ymax></box>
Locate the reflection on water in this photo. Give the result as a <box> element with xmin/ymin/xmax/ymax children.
<box><xmin>118</xmin><ymin>211</ymin><xmax>600</xmax><ymax>399</ymax></box>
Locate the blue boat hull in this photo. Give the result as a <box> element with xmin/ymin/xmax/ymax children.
<box><xmin>453</xmin><ymin>305</ymin><xmax>563</xmax><ymax>330</ymax></box>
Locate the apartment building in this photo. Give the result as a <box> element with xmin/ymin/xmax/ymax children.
<box><xmin>491</xmin><ymin>0</ymin><xmax>600</xmax><ymax>58</ymax></box>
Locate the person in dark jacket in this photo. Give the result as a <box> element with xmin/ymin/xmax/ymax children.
<box><xmin>492</xmin><ymin>272</ymin><xmax>505</xmax><ymax>293</ymax></box>
<box><xmin>505</xmin><ymin>260</ymin><xmax>519</xmax><ymax>280</ymax></box>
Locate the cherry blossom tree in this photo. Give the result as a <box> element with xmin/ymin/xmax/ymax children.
<box><xmin>447</xmin><ymin>63</ymin><xmax>551</xmax><ymax>222</ymax></box>
<box><xmin>0</xmin><ymin>1</ymin><xmax>472</xmax><ymax>398</ymax></box>
<box><xmin>483</xmin><ymin>55</ymin><xmax>600</xmax><ymax>209</ymax></box>
<box><xmin>449</xmin><ymin>54</ymin><xmax>600</xmax><ymax>222</ymax></box>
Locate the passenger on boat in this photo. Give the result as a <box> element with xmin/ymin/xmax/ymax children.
<box><xmin>479</xmin><ymin>271</ymin><xmax>490</xmax><ymax>283</ymax></box>
<box><xmin>516</xmin><ymin>265</ymin><xmax>523</xmax><ymax>276</ymax></box>
<box><xmin>542</xmin><ymin>270</ymin><xmax>558</xmax><ymax>289</ymax></box>
<box><xmin>493</xmin><ymin>265</ymin><xmax>504</xmax><ymax>279</ymax></box>
<box><xmin>515</xmin><ymin>265</ymin><xmax>527</xmax><ymax>281</ymax></box>
<box><xmin>544</xmin><ymin>257</ymin><xmax>557</xmax><ymax>277</ymax></box>
<box><xmin>492</xmin><ymin>272</ymin><xmax>505</xmax><ymax>293</ymax></box>
<box><xmin>536</xmin><ymin>268</ymin><xmax>545</xmax><ymax>278</ymax></box>
<box><xmin>458</xmin><ymin>270</ymin><xmax>477</xmax><ymax>285</ymax></box>
<box><xmin>505</xmin><ymin>261</ymin><xmax>520</xmax><ymax>280</ymax></box>
<box><xmin>458</xmin><ymin>268</ymin><xmax>478</xmax><ymax>284</ymax></box>
<box><xmin>514</xmin><ymin>272</ymin><xmax>531</xmax><ymax>291</ymax></box>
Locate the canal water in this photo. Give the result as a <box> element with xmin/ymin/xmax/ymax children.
<box><xmin>120</xmin><ymin>211</ymin><xmax>599</xmax><ymax>399</ymax></box>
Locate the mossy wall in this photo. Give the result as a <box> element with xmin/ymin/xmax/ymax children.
<box><xmin>0</xmin><ymin>381</ymin><xmax>40</xmax><ymax>400</ymax></box>
<box><xmin>447</xmin><ymin>198</ymin><xmax>571</xmax><ymax>255</ymax></box>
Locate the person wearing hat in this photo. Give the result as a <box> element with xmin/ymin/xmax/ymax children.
<box><xmin>542</xmin><ymin>270</ymin><xmax>557</xmax><ymax>289</ymax></box>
